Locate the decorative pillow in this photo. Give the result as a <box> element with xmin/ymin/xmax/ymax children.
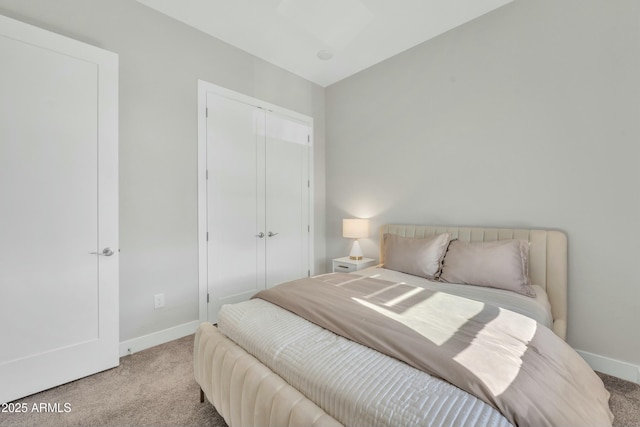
<box><xmin>383</xmin><ymin>233</ymin><xmax>451</xmax><ymax>280</ymax></box>
<box><xmin>440</xmin><ymin>239</ymin><xmax>536</xmax><ymax>297</ymax></box>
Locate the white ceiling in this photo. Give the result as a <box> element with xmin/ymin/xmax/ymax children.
<box><xmin>136</xmin><ymin>0</ymin><xmax>513</xmax><ymax>87</ymax></box>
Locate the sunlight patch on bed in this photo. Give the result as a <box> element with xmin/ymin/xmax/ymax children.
<box><xmin>453</xmin><ymin>308</ymin><xmax>537</xmax><ymax>395</ymax></box>
<box><xmin>380</xmin><ymin>286</ymin><xmax>424</xmax><ymax>307</ymax></box>
<box><xmin>362</xmin><ymin>281</ymin><xmax>406</xmax><ymax>299</ymax></box>
<box><xmin>353</xmin><ymin>292</ymin><xmax>485</xmax><ymax>346</ymax></box>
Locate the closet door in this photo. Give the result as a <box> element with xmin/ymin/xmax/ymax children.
<box><xmin>265</xmin><ymin>112</ymin><xmax>310</xmax><ymax>288</ymax></box>
<box><xmin>0</xmin><ymin>16</ymin><xmax>118</xmax><ymax>403</ymax></box>
<box><xmin>203</xmin><ymin>89</ymin><xmax>312</xmax><ymax>322</ymax></box>
<box><xmin>206</xmin><ymin>94</ymin><xmax>266</xmax><ymax>321</ymax></box>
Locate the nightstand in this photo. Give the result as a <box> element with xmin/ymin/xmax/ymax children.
<box><xmin>332</xmin><ymin>257</ymin><xmax>377</xmax><ymax>273</ymax></box>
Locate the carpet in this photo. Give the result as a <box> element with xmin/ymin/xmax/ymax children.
<box><xmin>0</xmin><ymin>335</ymin><xmax>225</xmax><ymax>427</ymax></box>
<box><xmin>1</xmin><ymin>334</ymin><xmax>638</xmax><ymax>427</ymax></box>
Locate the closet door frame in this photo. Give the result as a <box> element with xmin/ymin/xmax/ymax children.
<box><xmin>196</xmin><ymin>80</ymin><xmax>314</xmax><ymax>322</ymax></box>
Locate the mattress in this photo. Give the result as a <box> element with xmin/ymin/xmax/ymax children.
<box><xmin>354</xmin><ymin>266</ymin><xmax>553</xmax><ymax>328</ymax></box>
<box><xmin>218</xmin><ymin>297</ymin><xmax>513</xmax><ymax>427</ymax></box>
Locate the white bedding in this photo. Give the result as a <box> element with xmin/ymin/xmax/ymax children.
<box><xmin>218</xmin><ymin>297</ymin><xmax>513</xmax><ymax>427</ymax></box>
<box><xmin>354</xmin><ymin>266</ymin><xmax>553</xmax><ymax>328</ymax></box>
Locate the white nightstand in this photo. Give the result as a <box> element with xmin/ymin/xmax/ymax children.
<box><xmin>332</xmin><ymin>257</ymin><xmax>377</xmax><ymax>273</ymax></box>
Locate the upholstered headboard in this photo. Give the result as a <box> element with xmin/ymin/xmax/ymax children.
<box><xmin>379</xmin><ymin>224</ymin><xmax>568</xmax><ymax>340</ymax></box>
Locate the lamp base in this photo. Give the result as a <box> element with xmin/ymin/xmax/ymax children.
<box><xmin>349</xmin><ymin>240</ymin><xmax>364</xmax><ymax>261</ymax></box>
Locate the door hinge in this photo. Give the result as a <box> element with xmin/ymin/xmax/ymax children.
<box><xmin>308</xmin><ymin>225</ymin><xmax>310</xmax><ymax>232</ymax></box>
<box><xmin>206</xmin><ymin>107</ymin><xmax>208</xmax><ymax>118</ymax></box>
<box><xmin>206</xmin><ymin>232</ymin><xmax>209</xmax><ymax>241</ymax></box>
<box><xmin>207</xmin><ymin>293</ymin><xmax>210</xmax><ymax>303</ymax></box>
<box><xmin>307</xmin><ymin>179</ymin><xmax>310</xmax><ymax>188</ymax></box>
<box><xmin>307</xmin><ymin>134</ymin><xmax>310</xmax><ymax>143</ymax></box>
<box><xmin>206</xmin><ymin>170</ymin><xmax>209</xmax><ymax>180</ymax></box>
<box><xmin>308</xmin><ymin>270</ymin><xmax>310</xmax><ymax>277</ymax></box>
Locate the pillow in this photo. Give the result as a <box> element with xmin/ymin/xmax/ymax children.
<box><xmin>439</xmin><ymin>239</ymin><xmax>536</xmax><ymax>297</ymax></box>
<box><xmin>383</xmin><ymin>233</ymin><xmax>451</xmax><ymax>280</ymax></box>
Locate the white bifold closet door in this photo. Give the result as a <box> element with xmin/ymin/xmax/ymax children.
<box><xmin>206</xmin><ymin>93</ymin><xmax>310</xmax><ymax>322</ymax></box>
<box><xmin>264</xmin><ymin>111</ymin><xmax>310</xmax><ymax>288</ymax></box>
<box><xmin>0</xmin><ymin>16</ymin><xmax>118</xmax><ymax>403</ymax></box>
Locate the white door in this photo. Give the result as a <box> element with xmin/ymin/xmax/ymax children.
<box><xmin>204</xmin><ymin>90</ymin><xmax>312</xmax><ymax>321</ymax></box>
<box><xmin>265</xmin><ymin>112</ymin><xmax>310</xmax><ymax>288</ymax></box>
<box><xmin>206</xmin><ymin>94</ymin><xmax>266</xmax><ymax>322</ymax></box>
<box><xmin>0</xmin><ymin>16</ymin><xmax>118</xmax><ymax>403</ymax></box>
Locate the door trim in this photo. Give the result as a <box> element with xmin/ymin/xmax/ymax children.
<box><xmin>197</xmin><ymin>80</ymin><xmax>314</xmax><ymax>322</ymax></box>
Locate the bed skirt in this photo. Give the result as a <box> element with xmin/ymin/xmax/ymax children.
<box><xmin>194</xmin><ymin>322</ymin><xmax>342</xmax><ymax>427</ymax></box>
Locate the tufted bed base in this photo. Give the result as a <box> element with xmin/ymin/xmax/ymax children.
<box><xmin>194</xmin><ymin>321</ymin><xmax>342</xmax><ymax>427</ymax></box>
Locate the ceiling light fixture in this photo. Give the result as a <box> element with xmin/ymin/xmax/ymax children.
<box><xmin>317</xmin><ymin>50</ymin><xmax>333</xmax><ymax>60</ymax></box>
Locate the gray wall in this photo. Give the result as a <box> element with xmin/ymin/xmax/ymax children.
<box><xmin>326</xmin><ymin>0</ymin><xmax>640</xmax><ymax>365</ymax></box>
<box><xmin>0</xmin><ymin>0</ymin><xmax>326</xmax><ymax>342</ymax></box>
<box><xmin>2</xmin><ymin>0</ymin><xmax>638</xmax><ymax>368</ymax></box>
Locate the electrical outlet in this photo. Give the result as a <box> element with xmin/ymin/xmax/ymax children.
<box><xmin>154</xmin><ymin>293</ymin><xmax>165</xmax><ymax>309</ymax></box>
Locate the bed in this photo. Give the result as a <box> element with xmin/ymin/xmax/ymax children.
<box><xmin>194</xmin><ymin>224</ymin><xmax>612</xmax><ymax>427</ymax></box>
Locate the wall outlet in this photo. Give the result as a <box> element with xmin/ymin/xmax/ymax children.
<box><xmin>154</xmin><ymin>293</ymin><xmax>165</xmax><ymax>309</ymax></box>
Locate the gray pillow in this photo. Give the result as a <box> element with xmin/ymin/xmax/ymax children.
<box><xmin>383</xmin><ymin>233</ymin><xmax>451</xmax><ymax>280</ymax></box>
<box><xmin>440</xmin><ymin>239</ymin><xmax>536</xmax><ymax>297</ymax></box>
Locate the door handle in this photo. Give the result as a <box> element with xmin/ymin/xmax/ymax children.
<box><xmin>267</xmin><ymin>231</ymin><xmax>279</xmax><ymax>237</ymax></box>
<box><xmin>256</xmin><ymin>232</ymin><xmax>265</xmax><ymax>238</ymax></box>
<box><xmin>91</xmin><ymin>247</ymin><xmax>114</xmax><ymax>256</ymax></box>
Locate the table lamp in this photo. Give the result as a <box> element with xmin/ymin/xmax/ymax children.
<box><xmin>342</xmin><ymin>218</ymin><xmax>369</xmax><ymax>260</ymax></box>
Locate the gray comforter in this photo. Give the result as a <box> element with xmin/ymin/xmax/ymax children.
<box><xmin>254</xmin><ymin>273</ymin><xmax>613</xmax><ymax>427</ymax></box>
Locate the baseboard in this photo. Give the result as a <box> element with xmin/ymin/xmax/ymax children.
<box><xmin>119</xmin><ymin>320</ymin><xmax>201</xmax><ymax>357</ymax></box>
<box><xmin>577</xmin><ymin>349</ymin><xmax>640</xmax><ymax>384</ymax></box>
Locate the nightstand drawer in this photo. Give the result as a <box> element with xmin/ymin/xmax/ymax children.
<box><xmin>331</xmin><ymin>257</ymin><xmax>377</xmax><ymax>273</ymax></box>
<box><xmin>332</xmin><ymin>261</ymin><xmax>357</xmax><ymax>272</ymax></box>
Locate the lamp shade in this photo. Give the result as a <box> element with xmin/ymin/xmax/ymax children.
<box><xmin>343</xmin><ymin>218</ymin><xmax>369</xmax><ymax>239</ymax></box>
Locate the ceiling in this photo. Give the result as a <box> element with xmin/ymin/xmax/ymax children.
<box><xmin>136</xmin><ymin>0</ymin><xmax>513</xmax><ymax>87</ymax></box>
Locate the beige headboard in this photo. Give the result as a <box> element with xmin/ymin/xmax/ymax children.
<box><xmin>379</xmin><ymin>224</ymin><xmax>568</xmax><ymax>340</ymax></box>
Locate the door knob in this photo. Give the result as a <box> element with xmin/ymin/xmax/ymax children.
<box><xmin>91</xmin><ymin>247</ymin><xmax>114</xmax><ymax>256</ymax></box>
<box><xmin>256</xmin><ymin>232</ymin><xmax>265</xmax><ymax>238</ymax></box>
<box><xmin>267</xmin><ymin>231</ymin><xmax>279</xmax><ymax>237</ymax></box>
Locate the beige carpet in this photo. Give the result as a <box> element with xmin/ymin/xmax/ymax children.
<box><xmin>1</xmin><ymin>334</ymin><xmax>638</xmax><ymax>427</ymax></box>
<box><xmin>598</xmin><ymin>371</ymin><xmax>640</xmax><ymax>427</ymax></box>
<box><xmin>0</xmin><ymin>335</ymin><xmax>225</xmax><ymax>427</ymax></box>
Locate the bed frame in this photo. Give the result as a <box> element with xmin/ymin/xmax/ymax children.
<box><xmin>194</xmin><ymin>224</ymin><xmax>567</xmax><ymax>427</ymax></box>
